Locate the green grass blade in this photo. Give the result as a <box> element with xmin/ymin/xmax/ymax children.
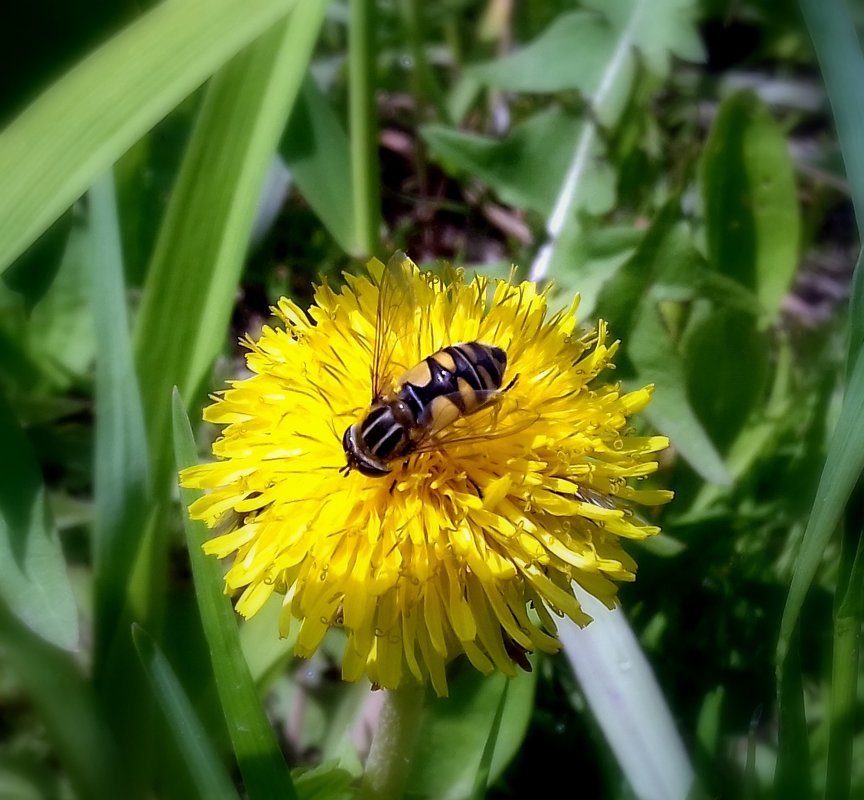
<box><xmin>775</xmin><ymin>630</ymin><xmax>811</xmax><ymax>799</ymax></box>
<box><xmin>468</xmin><ymin>679</ymin><xmax>508</xmax><ymax>800</ymax></box>
<box><xmin>825</xmin><ymin>521</ymin><xmax>864</xmax><ymax>800</ymax></box>
<box><xmin>800</xmin><ymin>0</ymin><xmax>864</xmax><ymax>365</ymax></box>
<box><xmin>0</xmin><ymin>602</ymin><xmax>123</xmax><ymax>800</ymax></box>
<box><xmin>0</xmin><ymin>0</ymin><xmax>299</xmax><ymax>275</ymax></box>
<box><xmin>172</xmin><ymin>390</ymin><xmax>297</xmax><ymax>800</ymax></box>
<box><xmin>0</xmin><ymin>393</ymin><xmax>79</xmax><ymax>650</ymax></box>
<box><xmin>132</xmin><ymin>625</ymin><xmax>240</xmax><ymax>800</ymax></box>
<box><xmin>348</xmin><ymin>0</ymin><xmax>382</xmax><ymax>257</ymax></box>
<box><xmin>778</xmin><ymin>345</ymin><xmax>864</xmax><ymax>661</ymax></box>
<box><xmin>134</xmin><ymin>1</ymin><xmax>329</xmax><ymax>491</ymax></box>
<box><xmin>560</xmin><ymin>586</ymin><xmax>694</xmax><ymax>800</ymax></box>
<box><xmin>87</xmin><ymin>172</ymin><xmax>150</xmax><ymax>660</ymax></box>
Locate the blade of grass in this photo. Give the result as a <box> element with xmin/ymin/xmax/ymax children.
<box><xmin>560</xmin><ymin>585</ymin><xmax>694</xmax><ymax>800</ymax></box>
<box><xmin>134</xmin><ymin>1</ymin><xmax>329</xmax><ymax>493</ymax></box>
<box><xmin>0</xmin><ymin>601</ymin><xmax>124</xmax><ymax>800</ymax></box>
<box><xmin>778</xmin><ymin>345</ymin><xmax>864</xmax><ymax>662</ymax></box>
<box><xmin>775</xmin><ymin>629</ymin><xmax>811</xmax><ymax>799</ymax></box>
<box><xmin>825</xmin><ymin>519</ymin><xmax>864</xmax><ymax>800</ymax></box>
<box><xmin>87</xmin><ymin>172</ymin><xmax>150</xmax><ymax>665</ymax></box>
<box><xmin>133</xmin><ymin>625</ymin><xmax>239</xmax><ymax>800</ymax></box>
<box><xmin>799</xmin><ymin>0</ymin><xmax>864</xmax><ymax>364</ymax></box>
<box><xmin>469</xmin><ymin>679</ymin><xmax>509</xmax><ymax>800</ymax></box>
<box><xmin>348</xmin><ymin>0</ymin><xmax>382</xmax><ymax>257</ymax></box>
<box><xmin>172</xmin><ymin>390</ymin><xmax>297</xmax><ymax>800</ymax></box>
<box><xmin>0</xmin><ymin>0</ymin><xmax>299</xmax><ymax>275</ymax></box>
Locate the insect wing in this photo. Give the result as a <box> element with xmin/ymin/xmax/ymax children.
<box><xmin>370</xmin><ymin>251</ymin><xmax>416</xmax><ymax>401</ymax></box>
<box><xmin>411</xmin><ymin>392</ymin><xmax>540</xmax><ymax>454</ymax></box>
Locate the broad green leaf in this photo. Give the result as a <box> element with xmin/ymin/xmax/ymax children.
<box><xmin>0</xmin><ymin>393</ymin><xmax>79</xmax><ymax>650</ymax></box>
<box><xmin>2</xmin><ymin>211</ymin><xmax>71</xmax><ymax>311</ymax></box>
<box><xmin>0</xmin><ymin>602</ymin><xmax>123</xmax><ymax>800</ymax></box>
<box><xmin>133</xmin><ymin>625</ymin><xmax>239</xmax><ymax>800</ymax></box>
<box><xmin>281</xmin><ymin>76</ymin><xmax>355</xmax><ymax>253</ymax></box>
<box><xmin>595</xmin><ymin>203</ymin><xmax>681</xmax><ymax>337</ymax></box>
<box><xmin>134</xmin><ymin>1</ymin><xmax>329</xmax><ymax>489</ymax></box>
<box><xmin>408</xmin><ymin>666</ymin><xmax>536</xmax><ymax>799</ymax></box>
<box><xmin>173</xmin><ymin>390</ymin><xmax>297</xmax><ymax>800</ymax></box>
<box><xmin>466</xmin><ymin>12</ymin><xmax>630</xmax><ymax>122</ymax></box>
<box><xmin>6</xmin><ymin>219</ymin><xmax>97</xmax><ymax>393</ymax></box>
<box><xmin>0</xmin><ymin>0</ymin><xmax>300</xmax><ymax>276</ymax></box>
<box><xmin>630</xmin><ymin>302</ymin><xmax>730</xmax><ymax>485</ymax></box>
<box><xmin>683</xmin><ymin>308</ymin><xmax>769</xmax><ymax>453</ymax></box>
<box><xmin>702</xmin><ymin>92</ymin><xmax>801</xmax><ymax>322</ymax></box>
<box><xmin>551</xmin><ymin>224</ymin><xmax>643</xmax><ymax>319</ymax></box>
<box><xmin>422</xmin><ymin>108</ymin><xmax>614</xmax><ymax>219</ymax></box>
<box><xmin>586</xmin><ymin>0</ymin><xmax>704</xmax><ymax>78</ymax></box>
<box><xmin>87</xmin><ymin>173</ymin><xmax>151</xmax><ymax>662</ymax></box>
<box><xmin>292</xmin><ymin>762</ymin><xmax>354</xmax><ymax>800</ymax></box>
<box><xmin>779</xmin><ymin>344</ymin><xmax>864</xmax><ymax>661</ymax></box>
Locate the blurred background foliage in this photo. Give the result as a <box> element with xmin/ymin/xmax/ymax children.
<box><xmin>0</xmin><ymin>0</ymin><xmax>862</xmax><ymax>798</ymax></box>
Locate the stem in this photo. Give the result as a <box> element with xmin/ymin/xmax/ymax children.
<box><xmin>826</xmin><ymin>492</ymin><xmax>864</xmax><ymax>800</ymax></box>
<box><xmin>359</xmin><ymin>684</ymin><xmax>426</xmax><ymax>800</ymax></box>
<box><xmin>349</xmin><ymin>0</ymin><xmax>381</xmax><ymax>257</ymax></box>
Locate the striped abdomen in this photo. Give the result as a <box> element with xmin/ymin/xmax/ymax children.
<box><xmin>343</xmin><ymin>343</ymin><xmax>507</xmax><ymax>476</ymax></box>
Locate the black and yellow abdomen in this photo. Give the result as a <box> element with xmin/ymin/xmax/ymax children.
<box><xmin>342</xmin><ymin>342</ymin><xmax>508</xmax><ymax>477</ymax></box>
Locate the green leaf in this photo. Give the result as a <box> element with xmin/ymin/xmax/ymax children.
<box><xmin>0</xmin><ymin>0</ymin><xmax>300</xmax><ymax>276</ymax></box>
<box><xmin>778</xmin><ymin>344</ymin><xmax>864</xmax><ymax>662</ymax></box>
<box><xmin>133</xmin><ymin>625</ymin><xmax>239</xmax><ymax>800</ymax></box>
<box><xmin>0</xmin><ymin>393</ymin><xmax>79</xmax><ymax>650</ymax></box>
<box><xmin>0</xmin><ymin>602</ymin><xmax>123</xmax><ymax>800</ymax></box>
<box><xmin>173</xmin><ymin>390</ymin><xmax>297</xmax><ymax>800</ymax></box>
<box><xmin>586</xmin><ymin>0</ymin><xmax>704</xmax><ymax>78</ymax></box>
<box><xmin>683</xmin><ymin>308</ymin><xmax>769</xmax><ymax>453</ymax></box>
<box><xmin>281</xmin><ymin>76</ymin><xmax>355</xmax><ymax>253</ymax></box>
<box><xmin>2</xmin><ymin>211</ymin><xmax>72</xmax><ymax>312</ymax></box>
<box><xmin>422</xmin><ymin>108</ymin><xmax>614</xmax><ymax>219</ymax></box>
<box><xmin>292</xmin><ymin>762</ymin><xmax>354</xmax><ymax>800</ymax></box>
<box><xmin>134</xmin><ymin>1</ymin><xmax>329</xmax><ymax>490</ymax></box>
<box><xmin>629</xmin><ymin>302</ymin><xmax>731</xmax><ymax>485</ymax></box>
<box><xmin>408</xmin><ymin>666</ymin><xmax>536</xmax><ymax>799</ymax></box>
<box><xmin>469</xmin><ymin>680</ymin><xmax>508</xmax><ymax>800</ymax></box>
<box><xmin>87</xmin><ymin>173</ymin><xmax>151</xmax><ymax>659</ymax></box>
<box><xmin>702</xmin><ymin>91</ymin><xmax>801</xmax><ymax>322</ymax></box>
<box><xmin>467</xmin><ymin>12</ymin><xmax>628</xmax><ymax>113</ymax></box>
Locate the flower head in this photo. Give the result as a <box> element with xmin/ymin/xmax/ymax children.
<box><xmin>181</xmin><ymin>255</ymin><xmax>671</xmax><ymax>696</ymax></box>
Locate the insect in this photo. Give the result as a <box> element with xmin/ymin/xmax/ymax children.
<box><xmin>341</xmin><ymin>252</ymin><xmax>514</xmax><ymax>477</ymax></box>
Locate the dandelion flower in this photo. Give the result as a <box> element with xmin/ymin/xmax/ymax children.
<box><xmin>181</xmin><ymin>254</ymin><xmax>672</xmax><ymax>696</ymax></box>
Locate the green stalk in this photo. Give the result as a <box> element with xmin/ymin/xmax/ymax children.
<box><xmin>826</xmin><ymin>505</ymin><xmax>864</xmax><ymax>800</ymax></box>
<box><xmin>359</xmin><ymin>684</ymin><xmax>426</xmax><ymax>800</ymax></box>
<box><xmin>349</xmin><ymin>0</ymin><xmax>382</xmax><ymax>256</ymax></box>
<box><xmin>398</xmin><ymin>0</ymin><xmax>449</xmax><ymax>122</ymax></box>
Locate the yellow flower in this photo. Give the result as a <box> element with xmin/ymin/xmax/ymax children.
<box><xmin>181</xmin><ymin>254</ymin><xmax>671</xmax><ymax>696</ymax></box>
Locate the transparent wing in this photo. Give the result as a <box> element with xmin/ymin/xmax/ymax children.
<box><xmin>371</xmin><ymin>251</ymin><xmax>416</xmax><ymax>402</ymax></box>
<box><xmin>410</xmin><ymin>392</ymin><xmax>540</xmax><ymax>454</ymax></box>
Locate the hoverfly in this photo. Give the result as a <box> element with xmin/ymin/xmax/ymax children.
<box><xmin>341</xmin><ymin>252</ymin><xmax>516</xmax><ymax>477</ymax></box>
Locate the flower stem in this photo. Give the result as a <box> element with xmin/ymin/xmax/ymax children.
<box><xmin>349</xmin><ymin>0</ymin><xmax>381</xmax><ymax>257</ymax></box>
<box><xmin>359</xmin><ymin>683</ymin><xmax>425</xmax><ymax>800</ymax></box>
